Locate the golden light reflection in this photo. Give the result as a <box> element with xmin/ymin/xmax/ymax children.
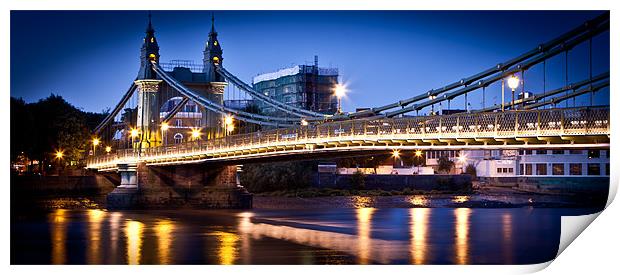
<box><xmin>237</xmin><ymin>212</ymin><xmax>253</xmax><ymax>265</ymax></box>
<box><xmin>454</xmin><ymin>208</ymin><xmax>472</xmax><ymax>265</ymax></box>
<box><xmin>409</xmin><ymin>208</ymin><xmax>430</xmax><ymax>264</ymax></box>
<box><xmin>87</xmin><ymin>209</ymin><xmax>105</xmax><ymax>264</ymax></box>
<box><xmin>452</xmin><ymin>196</ymin><xmax>470</xmax><ymax>204</ymax></box>
<box><xmin>125</xmin><ymin>220</ymin><xmax>144</xmax><ymax>265</ymax></box>
<box><xmin>409</xmin><ymin>195</ymin><xmax>430</xmax><ymax>207</ymax></box>
<box><xmin>356</xmin><ymin>208</ymin><xmax>375</xmax><ymax>264</ymax></box>
<box><xmin>109</xmin><ymin>212</ymin><xmax>122</xmax><ymax>261</ymax></box>
<box><xmin>502</xmin><ymin>213</ymin><xmax>513</xmax><ymax>263</ymax></box>
<box><xmin>215</xmin><ymin>231</ymin><xmax>240</xmax><ymax>265</ymax></box>
<box><xmin>50</xmin><ymin>209</ymin><xmax>67</xmax><ymax>264</ymax></box>
<box><xmin>351</xmin><ymin>196</ymin><xmax>373</xmax><ymax>208</ymax></box>
<box><xmin>155</xmin><ymin>219</ymin><xmax>175</xmax><ymax>264</ymax></box>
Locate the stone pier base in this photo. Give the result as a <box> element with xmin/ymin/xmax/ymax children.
<box><xmin>106</xmin><ymin>163</ymin><xmax>252</xmax><ymax>209</ymax></box>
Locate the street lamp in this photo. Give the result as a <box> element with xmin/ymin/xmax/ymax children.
<box><xmin>191</xmin><ymin>128</ymin><xmax>201</xmax><ymax>141</ymax></box>
<box><xmin>224</xmin><ymin>115</ymin><xmax>234</xmax><ymax>136</ymax></box>
<box><xmin>507</xmin><ymin>75</ymin><xmax>520</xmax><ymax>110</ymax></box>
<box><xmin>334</xmin><ymin>84</ymin><xmax>347</xmax><ymax>114</ymax></box>
<box><xmin>105</xmin><ymin>146</ymin><xmax>112</xmax><ymax>154</ymax></box>
<box><xmin>300</xmin><ymin>119</ymin><xmax>308</xmax><ymax>126</ymax></box>
<box><xmin>161</xmin><ymin>122</ymin><xmax>169</xmax><ymax>145</ymax></box>
<box><xmin>92</xmin><ymin>138</ymin><xmax>100</xmax><ymax>155</ymax></box>
<box><xmin>457</xmin><ymin>154</ymin><xmax>468</xmax><ymax>174</ymax></box>
<box><xmin>415</xmin><ymin>150</ymin><xmax>423</xmax><ymax>174</ymax></box>
<box><xmin>130</xmin><ymin>128</ymin><xmax>139</xmax><ymax>150</ymax></box>
<box><xmin>55</xmin><ymin>150</ymin><xmax>64</xmax><ymax>160</ymax></box>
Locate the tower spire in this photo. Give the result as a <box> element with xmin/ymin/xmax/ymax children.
<box><xmin>211</xmin><ymin>13</ymin><xmax>215</xmax><ymax>33</ymax></box>
<box><xmin>147</xmin><ymin>11</ymin><xmax>153</xmax><ymax>33</ymax></box>
<box><xmin>138</xmin><ymin>11</ymin><xmax>160</xmax><ymax>79</ymax></box>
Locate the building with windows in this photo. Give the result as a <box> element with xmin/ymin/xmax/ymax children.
<box><xmin>252</xmin><ymin>56</ymin><xmax>339</xmax><ymax>116</ymax></box>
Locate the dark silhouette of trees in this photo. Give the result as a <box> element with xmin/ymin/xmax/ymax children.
<box><xmin>11</xmin><ymin>94</ymin><xmax>106</xmax><ymax>172</ymax></box>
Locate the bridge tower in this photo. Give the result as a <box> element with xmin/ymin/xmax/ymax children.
<box><xmin>202</xmin><ymin>14</ymin><xmax>228</xmax><ymax>137</ymax></box>
<box><xmin>135</xmin><ymin>13</ymin><xmax>162</xmax><ymax>149</ymax></box>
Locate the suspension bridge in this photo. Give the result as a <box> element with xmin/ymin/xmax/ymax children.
<box><xmin>86</xmin><ymin>13</ymin><xmax>609</xmax><ymax>208</ymax></box>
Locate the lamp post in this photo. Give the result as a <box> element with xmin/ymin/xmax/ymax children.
<box><xmin>130</xmin><ymin>128</ymin><xmax>139</xmax><ymax>151</ymax></box>
<box><xmin>191</xmin><ymin>128</ymin><xmax>201</xmax><ymax>142</ymax></box>
<box><xmin>507</xmin><ymin>75</ymin><xmax>520</xmax><ymax>110</ymax></box>
<box><xmin>392</xmin><ymin>150</ymin><xmax>402</xmax><ymax>168</ymax></box>
<box><xmin>334</xmin><ymin>84</ymin><xmax>346</xmax><ymax>114</ymax></box>
<box><xmin>92</xmin><ymin>138</ymin><xmax>100</xmax><ymax>156</ymax></box>
<box><xmin>161</xmin><ymin>122</ymin><xmax>169</xmax><ymax>146</ymax></box>
<box><xmin>224</xmin><ymin>115</ymin><xmax>234</xmax><ymax>136</ymax></box>
<box><xmin>415</xmin><ymin>150</ymin><xmax>423</xmax><ymax>174</ymax></box>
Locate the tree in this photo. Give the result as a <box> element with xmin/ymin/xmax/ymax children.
<box><xmin>437</xmin><ymin>156</ymin><xmax>454</xmax><ymax>174</ymax></box>
<box><xmin>240</xmin><ymin>160</ymin><xmax>317</xmax><ymax>193</ymax></box>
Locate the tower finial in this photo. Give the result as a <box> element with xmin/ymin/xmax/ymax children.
<box><xmin>211</xmin><ymin>12</ymin><xmax>215</xmax><ymax>33</ymax></box>
<box><xmin>147</xmin><ymin>11</ymin><xmax>154</xmax><ymax>33</ymax></box>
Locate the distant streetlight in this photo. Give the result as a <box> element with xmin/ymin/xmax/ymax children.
<box><xmin>92</xmin><ymin>138</ymin><xmax>100</xmax><ymax>155</ymax></box>
<box><xmin>300</xmin><ymin>119</ymin><xmax>308</xmax><ymax>126</ymax></box>
<box><xmin>334</xmin><ymin>84</ymin><xmax>347</xmax><ymax>114</ymax></box>
<box><xmin>392</xmin><ymin>150</ymin><xmax>400</xmax><ymax>158</ymax></box>
<box><xmin>191</xmin><ymin>128</ymin><xmax>202</xmax><ymax>141</ymax></box>
<box><xmin>55</xmin><ymin>150</ymin><xmax>64</xmax><ymax>160</ymax></box>
<box><xmin>507</xmin><ymin>75</ymin><xmax>520</xmax><ymax>110</ymax></box>
<box><xmin>105</xmin><ymin>146</ymin><xmax>112</xmax><ymax>154</ymax></box>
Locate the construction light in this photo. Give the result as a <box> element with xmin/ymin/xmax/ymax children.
<box><xmin>507</xmin><ymin>75</ymin><xmax>520</xmax><ymax>91</ymax></box>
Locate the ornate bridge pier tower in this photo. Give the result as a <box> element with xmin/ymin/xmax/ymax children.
<box><xmin>105</xmin><ymin>15</ymin><xmax>252</xmax><ymax>209</ymax></box>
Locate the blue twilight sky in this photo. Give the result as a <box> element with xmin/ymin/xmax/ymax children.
<box><xmin>11</xmin><ymin>10</ymin><xmax>609</xmax><ymax>113</ymax></box>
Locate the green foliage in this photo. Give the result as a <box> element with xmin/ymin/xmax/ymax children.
<box><xmin>465</xmin><ymin>164</ymin><xmax>477</xmax><ymax>178</ymax></box>
<box><xmin>437</xmin><ymin>156</ymin><xmax>454</xmax><ymax>174</ymax></box>
<box><xmin>240</xmin><ymin>160</ymin><xmax>317</xmax><ymax>193</ymax></box>
<box><xmin>350</xmin><ymin>170</ymin><xmax>366</xmax><ymax>189</ymax></box>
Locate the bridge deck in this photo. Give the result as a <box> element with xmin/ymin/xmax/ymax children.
<box><xmin>87</xmin><ymin>107</ymin><xmax>609</xmax><ymax>171</ymax></box>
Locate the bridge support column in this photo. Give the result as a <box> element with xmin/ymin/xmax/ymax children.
<box><xmin>135</xmin><ymin>79</ymin><xmax>162</xmax><ymax>149</ymax></box>
<box><xmin>106</xmin><ymin>163</ymin><xmax>140</xmax><ymax>209</ymax></box>
<box><xmin>105</xmin><ymin>163</ymin><xmax>251</xmax><ymax>209</ymax></box>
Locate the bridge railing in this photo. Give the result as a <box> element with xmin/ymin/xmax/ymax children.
<box><xmin>86</xmin><ymin>106</ymin><xmax>609</xmax><ymax>168</ymax></box>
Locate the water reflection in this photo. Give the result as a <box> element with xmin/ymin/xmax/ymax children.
<box><xmin>214</xmin><ymin>231</ymin><xmax>239</xmax><ymax>265</ymax></box>
<box><xmin>409</xmin><ymin>196</ymin><xmax>429</xmax><ymax>207</ymax></box>
<box><xmin>154</xmin><ymin>219</ymin><xmax>175</xmax><ymax>264</ymax></box>
<box><xmin>502</xmin><ymin>213</ymin><xmax>513</xmax><ymax>263</ymax></box>
<box><xmin>87</xmin><ymin>209</ymin><xmax>105</xmax><ymax>264</ymax></box>
<box><xmin>454</xmin><ymin>208</ymin><xmax>471</xmax><ymax>265</ymax></box>
<box><xmin>50</xmin><ymin>209</ymin><xmax>67</xmax><ymax>264</ymax></box>
<box><xmin>409</xmin><ymin>208</ymin><xmax>430</xmax><ymax>264</ymax></box>
<box><xmin>109</xmin><ymin>212</ymin><xmax>122</xmax><ymax>262</ymax></box>
<box><xmin>356</xmin><ymin>208</ymin><xmax>374</xmax><ymax>264</ymax></box>
<box><xmin>452</xmin><ymin>196</ymin><xmax>470</xmax><ymax>204</ymax></box>
<box><xmin>125</xmin><ymin>220</ymin><xmax>144</xmax><ymax>265</ymax></box>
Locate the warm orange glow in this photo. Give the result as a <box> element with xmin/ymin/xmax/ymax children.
<box><xmin>356</xmin><ymin>208</ymin><xmax>375</xmax><ymax>264</ymax></box>
<box><xmin>50</xmin><ymin>209</ymin><xmax>67</xmax><ymax>264</ymax></box>
<box><xmin>215</xmin><ymin>231</ymin><xmax>239</xmax><ymax>265</ymax></box>
<box><xmin>55</xmin><ymin>150</ymin><xmax>64</xmax><ymax>159</ymax></box>
<box><xmin>454</xmin><ymin>208</ymin><xmax>471</xmax><ymax>265</ymax></box>
<box><xmin>410</xmin><ymin>208</ymin><xmax>430</xmax><ymax>264</ymax></box>
<box><xmin>130</xmin><ymin>128</ymin><xmax>140</xmax><ymax>138</ymax></box>
<box><xmin>161</xmin><ymin>122</ymin><xmax>169</xmax><ymax>131</ymax></box>
<box><xmin>105</xmin><ymin>146</ymin><xmax>112</xmax><ymax>153</ymax></box>
<box><xmin>301</xmin><ymin>119</ymin><xmax>308</xmax><ymax>126</ymax></box>
<box><xmin>125</xmin><ymin>220</ymin><xmax>144</xmax><ymax>265</ymax></box>
<box><xmin>92</xmin><ymin>138</ymin><xmax>100</xmax><ymax>146</ymax></box>
<box><xmin>392</xmin><ymin>150</ymin><xmax>400</xmax><ymax>158</ymax></box>
<box><xmin>191</xmin><ymin>128</ymin><xmax>202</xmax><ymax>140</ymax></box>
<box><xmin>415</xmin><ymin>150</ymin><xmax>423</xmax><ymax>157</ymax></box>
<box><xmin>155</xmin><ymin>219</ymin><xmax>175</xmax><ymax>264</ymax></box>
<box><xmin>87</xmin><ymin>209</ymin><xmax>105</xmax><ymax>264</ymax></box>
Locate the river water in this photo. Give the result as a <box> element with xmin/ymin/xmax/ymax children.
<box><xmin>11</xmin><ymin>204</ymin><xmax>600</xmax><ymax>265</ymax></box>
